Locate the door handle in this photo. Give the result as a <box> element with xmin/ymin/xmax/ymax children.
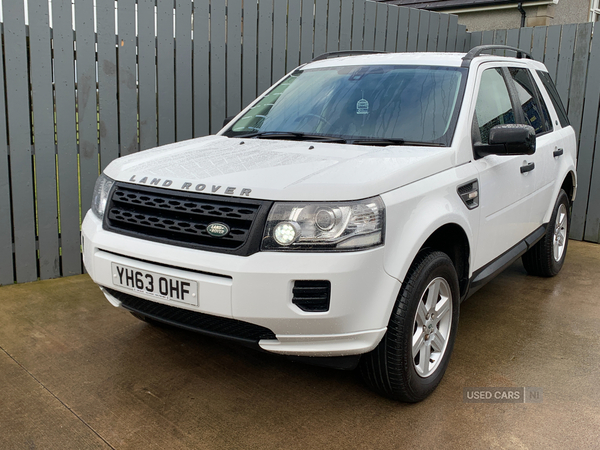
<box><xmin>520</xmin><ymin>162</ymin><xmax>535</xmax><ymax>173</ymax></box>
<box><xmin>553</xmin><ymin>148</ymin><xmax>564</xmax><ymax>157</ymax></box>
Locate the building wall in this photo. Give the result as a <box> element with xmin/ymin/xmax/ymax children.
<box><xmin>457</xmin><ymin>0</ymin><xmax>590</xmax><ymax>31</ymax></box>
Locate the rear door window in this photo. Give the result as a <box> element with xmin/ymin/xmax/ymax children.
<box><xmin>508</xmin><ymin>68</ymin><xmax>552</xmax><ymax>134</ymax></box>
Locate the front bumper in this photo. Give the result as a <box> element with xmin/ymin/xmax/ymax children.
<box><xmin>82</xmin><ymin>211</ymin><xmax>399</xmax><ymax>356</ymax></box>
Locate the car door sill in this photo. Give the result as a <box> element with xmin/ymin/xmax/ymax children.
<box><xmin>463</xmin><ymin>224</ymin><xmax>547</xmax><ymax>301</ymax></box>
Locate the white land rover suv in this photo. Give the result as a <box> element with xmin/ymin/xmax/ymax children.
<box><xmin>82</xmin><ymin>46</ymin><xmax>577</xmax><ymax>402</ymax></box>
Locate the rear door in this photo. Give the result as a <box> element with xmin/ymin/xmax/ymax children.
<box><xmin>534</xmin><ymin>69</ymin><xmax>577</xmax><ymax>205</ymax></box>
<box><xmin>505</xmin><ymin>66</ymin><xmax>555</xmax><ymax>226</ymax></box>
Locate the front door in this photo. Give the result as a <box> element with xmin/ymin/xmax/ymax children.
<box><xmin>471</xmin><ymin>65</ymin><xmax>542</xmax><ymax>270</ymax></box>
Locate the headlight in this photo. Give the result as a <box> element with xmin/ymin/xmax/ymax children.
<box><xmin>91</xmin><ymin>174</ymin><xmax>114</xmax><ymax>218</ymax></box>
<box><xmin>262</xmin><ymin>197</ymin><xmax>385</xmax><ymax>251</ymax></box>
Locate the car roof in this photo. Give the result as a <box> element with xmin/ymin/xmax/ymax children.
<box><xmin>303</xmin><ymin>52</ymin><xmax>548</xmax><ymax>71</ymax></box>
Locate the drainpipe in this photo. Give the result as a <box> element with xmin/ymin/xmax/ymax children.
<box><xmin>517</xmin><ymin>2</ymin><xmax>527</xmax><ymax>27</ymax></box>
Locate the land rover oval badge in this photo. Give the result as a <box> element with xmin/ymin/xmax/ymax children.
<box><xmin>207</xmin><ymin>222</ymin><xmax>230</xmax><ymax>237</ymax></box>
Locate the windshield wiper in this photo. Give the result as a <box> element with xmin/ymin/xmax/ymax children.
<box><xmin>349</xmin><ymin>138</ymin><xmax>444</xmax><ymax>147</ymax></box>
<box><xmin>234</xmin><ymin>131</ymin><xmax>347</xmax><ymax>143</ymax></box>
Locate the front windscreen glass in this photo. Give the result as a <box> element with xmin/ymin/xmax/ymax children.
<box><xmin>223</xmin><ymin>65</ymin><xmax>466</xmax><ymax>146</ymax></box>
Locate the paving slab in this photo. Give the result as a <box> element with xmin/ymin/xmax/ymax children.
<box><xmin>0</xmin><ymin>240</ymin><xmax>599</xmax><ymax>449</ymax></box>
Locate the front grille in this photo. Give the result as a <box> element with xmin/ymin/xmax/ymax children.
<box><xmin>105</xmin><ymin>287</ymin><xmax>277</xmax><ymax>342</ymax></box>
<box><xmin>104</xmin><ymin>182</ymin><xmax>272</xmax><ymax>256</ymax></box>
<box><xmin>292</xmin><ymin>280</ymin><xmax>331</xmax><ymax>312</ymax></box>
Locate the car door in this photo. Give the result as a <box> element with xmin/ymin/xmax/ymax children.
<box><xmin>471</xmin><ymin>65</ymin><xmax>542</xmax><ymax>270</ymax></box>
<box><xmin>505</xmin><ymin>66</ymin><xmax>555</xmax><ymax>227</ymax></box>
<box><xmin>533</xmin><ymin>69</ymin><xmax>577</xmax><ymax>208</ymax></box>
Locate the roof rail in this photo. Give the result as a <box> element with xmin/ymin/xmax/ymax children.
<box><xmin>312</xmin><ymin>50</ymin><xmax>387</xmax><ymax>62</ymax></box>
<box><xmin>461</xmin><ymin>45</ymin><xmax>533</xmax><ymax>68</ymax></box>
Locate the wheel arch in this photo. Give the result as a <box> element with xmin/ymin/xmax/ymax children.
<box><xmin>383</xmin><ymin>209</ymin><xmax>474</xmax><ymax>304</ymax></box>
<box><xmin>419</xmin><ymin>223</ymin><xmax>471</xmax><ymax>299</ymax></box>
<box><xmin>561</xmin><ymin>170</ymin><xmax>576</xmax><ymax>203</ymax></box>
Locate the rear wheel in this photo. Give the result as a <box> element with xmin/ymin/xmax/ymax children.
<box><xmin>360</xmin><ymin>250</ymin><xmax>460</xmax><ymax>402</ymax></box>
<box><xmin>522</xmin><ymin>189</ymin><xmax>570</xmax><ymax>277</ymax></box>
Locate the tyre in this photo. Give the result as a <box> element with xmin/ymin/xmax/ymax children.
<box><xmin>361</xmin><ymin>250</ymin><xmax>460</xmax><ymax>402</ymax></box>
<box><xmin>522</xmin><ymin>189</ymin><xmax>570</xmax><ymax>277</ymax></box>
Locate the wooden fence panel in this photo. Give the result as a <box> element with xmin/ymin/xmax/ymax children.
<box><xmin>287</xmin><ymin>0</ymin><xmax>302</xmax><ymax>70</ymax></box>
<box><xmin>567</xmin><ymin>23</ymin><xmax>593</xmax><ymax>142</ymax></box>
<box><xmin>339</xmin><ymin>0</ymin><xmax>353</xmax><ymax>51</ymax></box>
<box><xmin>314</xmin><ymin>0</ymin><xmax>328</xmax><ymax>56</ymax></box>
<box><xmin>210</xmin><ymin>1</ymin><xmax>226</xmax><ymax>132</ymax></box>
<box><xmin>272</xmin><ymin>0</ymin><xmax>287</xmax><ymax>81</ymax></box>
<box><xmin>544</xmin><ymin>25</ymin><xmax>561</xmax><ymax>80</ymax></box>
<box><xmin>257</xmin><ymin>0</ymin><xmax>273</xmax><ymax>94</ymax></box>
<box><xmin>75</xmin><ymin>0</ymin><xmax>99</xmax><ymax>215</ymax></box>
<box><xmin>406</xmin><ymin>8</ymin><xmax>419</xmax><ymax>52</ymax></box>
<box><xmin>176</xmin><ymin>0</ymin><xmax>193</xmax><ymax>139</ymax></box>
<box><xmin>385</xmin><ymin>5</ymin><xmax>398</xmax><ymax>52</ymax></box>
<box><xmin>97</xmin><ymin>0</ymin><xmax>119</xmax><ymax>169</ymax></box>
<box><xmin>531</xmin><ymin>26</ymin><xmax>546</xmax><ymax>61</ymax></box>
<box><xmin>138</xmin><ymin>0</ymin><xmax>158</xmax><ymax>149</ymax></box>
<box><xmin>396</xmin><ymin>7</ymin><xmax>410</xmax><ymax>52</ymax></box>
<box><xmin>226</xmin><ymin>0</ymin><xmax>243</xmax><ymax>116</ymax></box>
<box><xmin>374</xmin><ymin>3</ymin><xmax>387</xmax><ymax>51</ymax></box>
<box><xmin>437</xmin><ymin>14</ymin><xmax>449</xmax><ymax>52</ymax></box>
<box><xmin>302</xmin><ymin>0</ymin><xmax>316</xmax><ymax>59</ymax></box>
<box><xmin>555</xmin><ymin>24</ymin><xmax>577</xmax><ymax>105</ymax></box>
<box><xmin>351</xmin><ymin>0</ymin><xmax>365</xmax><ymax>50</ymax></box>
<box><xmin>0</xmin><ymin>9</ymin><xmax>13</xmax><ymax>285</ymax></box>
<box><xmin>242</xmin><ymin>0</ymin><xmax>258</xmax><ymax>106</ymax></box>
<box><xmin>446</xmin><ymin>15</ymin><xmax>458</xmax><ymax>51</ymax></box>
<box><xmin>52</xmin><ymin>0</ymin><xmax>81</xmax><ymax>276</ymax></box>
<box><xmin>427</xmin><ymin>13</ymin><xmax>439</xmax><ymax>52</ymax></box>
<box><xmin>493</xmin><ymin>29</ymin><xmax>506</xmax><ymax>55</ymax></box>
<box><xmin>482</xmin><ymin>29</ymin><xmax>493</xmax><ymax>46</ymax></box>
<box><xmin>28</xmin><ymin>0</ymin><xmax>59</xmax><ymax>280</ymax></box>
<box><xmin>470</xmin><ymin>31</ymin><xmax>482</xmax><ymax>48</ymax></box>
<box><xmin>518</xmin><ymin>27</ymin><xmax>533</xmax><ymax>52</ymax></box>
<box><xmin>4</xmin><ymin>2</ymin><xmax>38</xmax><ymax>282</ymax></box>
<box><xmin>193</xmin><ymin>0</ymin><xmax>211</xmax><ymax>135</ymax></box>
<box><xmin>117</xmin><ymin>0</ymin><xmax>138</xmax><ymax>156</ymax></box>
<box><xmin>457</xmin><ymin>24</ymin><xmax>468</xmax><ymax>52</ymax></box>
<box><xmin>506</xmin><ymin>27</ymin><xmax>520</xmax><ymax>48</ymax></box>
<box><xmin>416</xmin><ymin>10</ymin><xmax>429</xmax><ymax>51</ymax></box>
<box><xmin>363</xmin><ymin>1</ymin><xmax>376</xmax><ymax>50</ymax></box>
<box><xmin>157</xmin><ymin>0</ymin><xmax>175</xmax><ymax>143</ymax></box>
<box><xmin>328</xmin><ymin>0</ymin><xmax>341</xmax><ymax>52</ymax></box>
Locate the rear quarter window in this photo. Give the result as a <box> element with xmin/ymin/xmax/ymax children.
<box><xmin>536</xmin><ymin>70</ymin><xmax>570</xmax><ymax>128</ymax></box>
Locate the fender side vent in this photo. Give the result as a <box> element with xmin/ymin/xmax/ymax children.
<box><xmin>292</xmin><ymin>280</ymin><xmax>331</xmax><ymax>312</ymax></box>
<box><xmin>457</xmin><ymin>179</ymin><xmax>479</xmax><ymax>210</ymax></box>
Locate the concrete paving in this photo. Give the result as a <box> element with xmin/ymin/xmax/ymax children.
<box><xmin>0</xmin><ymin>240</ymin><xmax>599</xmax><ymax>449</ymax></box>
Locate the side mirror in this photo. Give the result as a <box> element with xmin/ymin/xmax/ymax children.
<box><xmin>222</xmin><ymin>115</ymin><xmax>236</xmax><ymax>128</ymax></box>
<box><xmin>475</xmin><ymin>124</ymin><xmax>536</xmax><ymax>158</ymax></box>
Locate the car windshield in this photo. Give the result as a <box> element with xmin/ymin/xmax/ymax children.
<box><xmin>223</xmin><ymin>64</ymin><xmax>466</xmax><ymax>146</ymax></box>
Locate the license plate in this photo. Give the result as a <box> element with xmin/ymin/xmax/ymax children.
<box><xmin>111</xmin><ymin>263</ymin><xmax>198</xmax><ymax>306</ymax></box>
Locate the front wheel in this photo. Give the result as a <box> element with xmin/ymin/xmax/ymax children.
<box><xmin>522</xmin><ymin>189</ymin><xmax>570</xmax><ymax>277</ymax></box>
<box><xmin>360</xmin><ymin>250</ymin><xmax>460</xmax><ymax>402</ymax></box>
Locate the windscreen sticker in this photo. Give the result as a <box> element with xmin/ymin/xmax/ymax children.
<box><xmin>356</xmin><ymin>98</ymin><xmax>369</xmax><ymax>115</ymax></box>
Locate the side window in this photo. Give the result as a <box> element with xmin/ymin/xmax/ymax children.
<box><xmin>508</xmin><ymin>68</ymin><xmax>552</xmax><ymax>134</ymax></box>
<box><xmin>473</xmin><ymin>68</ymin><xmax>515</xmax><ymax>145</ymax></box>
<box><xmin>536</xmin><ymin>70</ymin><xmax>570</xmax><ymax>128</ymax></box>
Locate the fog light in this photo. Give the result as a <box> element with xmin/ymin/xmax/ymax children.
<box><xmin>273</xmin><ymin>221</ymin><xmax>300</xmax><ymax>246</ymax></box>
